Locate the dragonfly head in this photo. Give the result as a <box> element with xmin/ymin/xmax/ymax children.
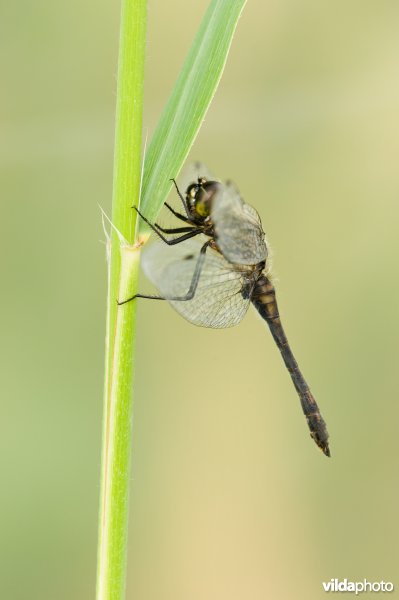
<box><xmin>185</xmin><ymin>177</ymin><xmax>222</xmax><ymax>222</ymax></box>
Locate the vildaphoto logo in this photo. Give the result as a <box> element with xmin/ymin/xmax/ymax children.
<box><xmin>322</xmin><ymin>579</ymin><xmax>394</xmax><ymax>594</ymax></box>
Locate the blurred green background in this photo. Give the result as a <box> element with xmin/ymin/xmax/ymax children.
<box><xmin>2</xmin><ymin>1</ymin><xmax>399</xmax><ymax>598</ymax></box>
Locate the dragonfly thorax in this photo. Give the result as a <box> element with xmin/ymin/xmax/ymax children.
<box><xmin>185</xmin><ymin>178</ymin><xmax>223</xmax><ymax>223</ymax></box>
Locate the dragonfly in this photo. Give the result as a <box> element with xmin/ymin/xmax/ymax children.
<box><xmin>120</xmin><ymin>164</ymin><xmax>330</xmax><ymax>456</ymax></box>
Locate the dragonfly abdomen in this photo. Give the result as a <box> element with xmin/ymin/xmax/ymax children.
<box><xmin>251</xmin><ymin>275</ymin><xmax>330</xmax><ymax>457</ymax></box>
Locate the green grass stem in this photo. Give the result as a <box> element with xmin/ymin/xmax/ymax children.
<box><xmin>96</xmin><ymin>1</ymin><xmax>147</xmax><ymax>599</ymax></box>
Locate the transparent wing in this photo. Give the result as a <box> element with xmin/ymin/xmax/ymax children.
<box><xmin>211</xmin><ymin>181</ymin><xmax>267</xmax><ymax>265</ymax></box>
<box><xmin>142</xmin><ymin>236</ymin><xmax>251</xmax><ymax>328</ymax></box>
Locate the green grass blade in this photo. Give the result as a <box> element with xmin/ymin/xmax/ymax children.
<box><xmin>140</xmin><ymin>0</ymin><xmax>247</xmax><ymax>227</ymax></box>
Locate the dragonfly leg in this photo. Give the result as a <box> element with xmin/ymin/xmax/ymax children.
<box><xmin>118</xmin><ymin>240</ymin><xmax>211</xmax><ymax>306</ymax></box>
<box><xmin>117</xmin><ymin>293</ymin><xmax>165</xmax><ymax>306</ymax></box>
<box><xmin>164</xmin><ymin>201</ymin><xmax>190</xmax><ymax>223</ymax></box>
<box><xmin>170</xmin><ymin>178</ymin><xmax>190</xmax><ymax>216</ymax></box>
<box><xmin>134</xmin><ymin>207</ymin><xmax>202</xmax><ymax>245</ymax></box>
<box><xmin>154</xmin><ymin>224</ymin><xmax>196</xmax><ymax>234</ymax></box>
<box><xmin>168</xmin><ymin>240</ymin><xmax>211</xmax><ymax>301</ymax></box>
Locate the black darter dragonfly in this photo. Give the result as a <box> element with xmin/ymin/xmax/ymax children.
<box><xmin>120</xmin><ymin>164</ymin><xmax>330</xmax><ymax>456</ymax></box>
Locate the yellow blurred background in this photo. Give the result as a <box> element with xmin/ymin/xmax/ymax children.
<box><xmin>2</xmin><ymin>1</ymin><xmax>399</xmax><ymax>598</ymax></box>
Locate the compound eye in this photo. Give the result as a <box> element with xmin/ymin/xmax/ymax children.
<box><xmin>186</xmin><ymin>183</ymin><xmax>197</xmax><ymax>198</ymax></box>
<box><xmin>185</xmin><ymin>183</ymin><xmax>199</xmax><ymax>209</ymax></box>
